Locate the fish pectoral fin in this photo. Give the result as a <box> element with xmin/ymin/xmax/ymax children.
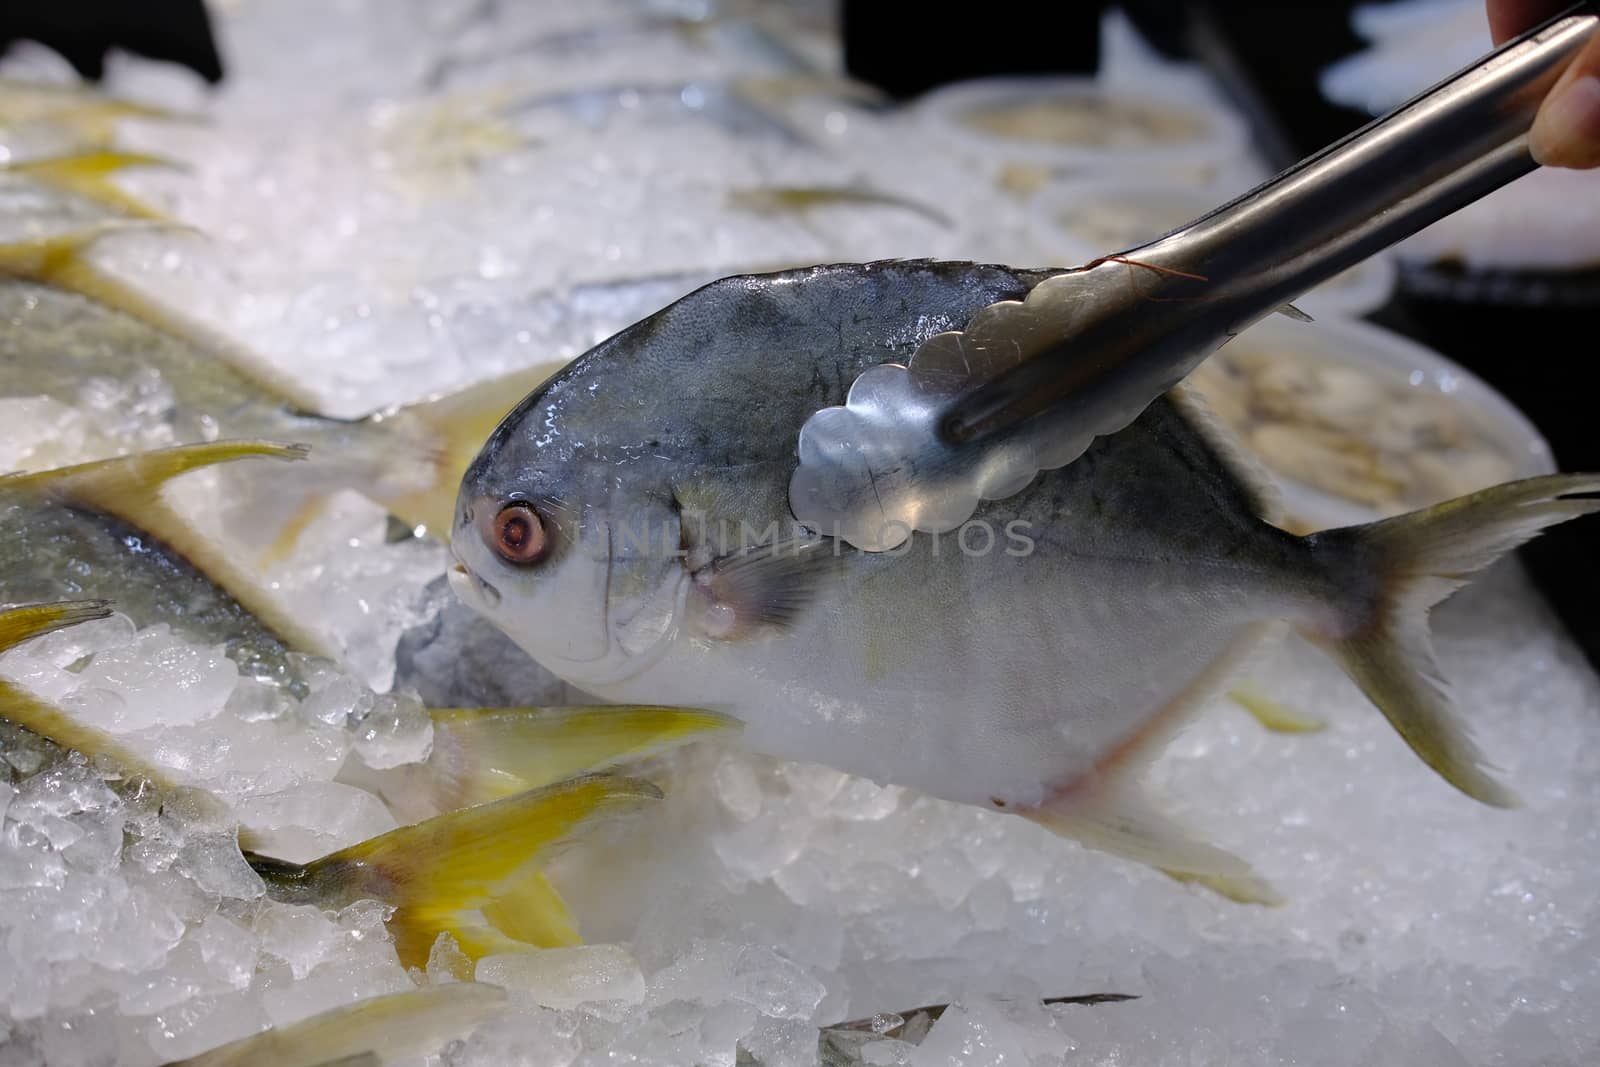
<box><xmin>1228</xmin><ymin>681</ymin><xmax>1327</xmax><ymax>734</ymax></box>
<box><xmin>377</xmin><ymin>360</ymin><xmax>572</xmax><ymax>539</ymax></box>
<box><xmin>273</xmin><ymin>774</ymin><xmax>661</xmax><ymax>969</ymax></box>
<box><xmin>422</xmin><ymin>705</ymin><xmax>741</xmax><ymax>811</ymax></box>
<box><xmin>1023</xmin><ymin>782</ymin><xmax>1279</xmax><ymax>905</ymax></box>
<box><xmin>1274</xmin><ymin>302</ymin><xmax>1315</xmax><ymax>323</ymax></box>
<box><xmin>7</xmin><ymin>151</ymin><xmax>183</xmax><ymax>220</ymax></box>
<box><xmin>691</xmin><ymin>536</ymin><xmax>844</xmax><ymax>637</ymax></box>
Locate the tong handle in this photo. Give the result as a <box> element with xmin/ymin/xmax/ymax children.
<box><xmin>944</xmin><ymin>0</ymin><xmax>1600</xmax><ymax>445</ymax></box>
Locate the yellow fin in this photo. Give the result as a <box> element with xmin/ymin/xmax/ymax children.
<box><xmin>1</xmin><ymin>441</ymin><xmax>339</xmax><ymax>661</ymax></box>
<box><xmin>0</xmin><ymin>599</ymin><xmax>112</xmax><ymax>651</ymax></box>
<box><xmin>6</xmin><ymin>151</ymin><xmax>182</xmax><ymax>220</ymax></box>
<box><xmin>420</xmin><ymin>705</ymin><xmax>741</xmax><ymax>812</ymax></box>
<box><xmin>1021</xmin><ymin>622</ymin><xmax>1280</xmax><ymax>904</ymax></box>
<box><xmin>1228</xmin><ymin>682</ymin><xmax>1327</xmax><ymax>734</ymax></box>
<box><xmin>1303</xmin><ymin>473</ymin><xmax>1600</xmax><ymax>807</ymax></box>
<box><xmin>479</xmin><ymin>872</ymin><xmax>581</xmax><ymax>948</ymax></box>
<box><xmin>375</xmin><ymin>360</ymin><xmax>572</xmax><ymax>539</ymax></box>
<box><xmin>1164</xmin><ymin>869</ymin><xmax>1285</xmax><ymax>906</ymax></box>
<box><xmin>163</xmin><ymin>982</ymin><xmax>507</xmax><ymax>1067</ymax></box>
<box><xmin>253</xmin><ymin>774</ymin><xmax>661</xmax><ymax>968</ymax></box>
<box><xmin>0</xmin><ymin>226</ymin><xmax>331</xmax><ymax>412</ymax></box>
<box><xmin>0</xmin><ymin>602</ymin><xmax>221</xmax><ymax>801</ymax></box>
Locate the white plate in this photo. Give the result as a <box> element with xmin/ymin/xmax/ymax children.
<box><xmin>1193</xmin><ymin>314</ymin><xmax>1555</xmax><ymax>531</ymax></box>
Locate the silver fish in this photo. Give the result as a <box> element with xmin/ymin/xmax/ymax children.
<box><xmin>449</xmin><ymin>259</ymin><xmax>1599</xmax><ymax>899</ymax></box>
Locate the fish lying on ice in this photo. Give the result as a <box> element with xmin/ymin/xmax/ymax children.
<box><xmin>0</xmin><ymin>227</ymin><xmax>566</xmax><ymax>550</ymax></box>
<box><xmin>0</xmin><ymin>442</ymin><xmax>736</xmax><ymax>816</ymax></box>
<box><xmin>160</xmin><ymin>982</ymin><xmax>507</xmax><ymax>1067</ymax></box>
<box><xmin>450</xmin><ymin>259</ymin><xmax>1600</xmax><ymax>900</ymax></box>
<box><xmin>0</xmin><ymin>601</ymin><xmax>668</xmax><ymax>967</ymax></box>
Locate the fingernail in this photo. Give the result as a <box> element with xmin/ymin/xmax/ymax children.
<box><xmin>1531</xmin><ymin>75</ymin><xmax>1600</xmax><ymax>169</ymax></box>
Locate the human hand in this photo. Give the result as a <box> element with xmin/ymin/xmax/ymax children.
<box><xmin>1490</xmin><ymin>0</ymin><xmax>1600</xmax><ymax>167</ymax></box>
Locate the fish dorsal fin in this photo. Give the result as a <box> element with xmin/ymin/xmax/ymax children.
<box><xmin>5</xmin><ymin>151</ymin><xmax>181</xmax><ymax>220</ymax></box>
<box><xmin>376</xmin><ymin>359</ymin><xmax>572</xmax><ymax>539</ymax></box>
<box><xmin>267</xmin><ymin>774</ymin><xmax>661</xmax><ymax>968</ymax></box>
<box><xmin>0</xmin><ymin>226</ymin><xmax>330</xmax><ymax>413</ymax></box>
<box><xmin>162</xmin><ymin>982</ymin><xmax>508</xmax><ymax>1067</ymax></box>
<box><xmin>1166</xmin><ymin>380</ymin><xmax>1285</xmax><ymax>527</ymax></box>
<box><xmin>2</xmin><ymin>442</ymin><xmax>338</xmax><ymax>660</ymax></box>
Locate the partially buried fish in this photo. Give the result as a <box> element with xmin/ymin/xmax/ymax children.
<box><xmin>0</xmin><ymin>226</ymin><xmax>566</xmax><ymax>551</ymax></box>
<box><xmin>161</xmin><ymin>982</ymin><xmax>507</xmax><ymax>1067</ymax></box>
<box><xmin>0</xmin><ymin>440</ymin><xmax>735</xmax><ymax>817</ymax></box>
<box><xmin>0</xmin><ymin>601</ymin><xmax>668</xmax><ymax>968</ymax></box>
<box><xmin>450</xmin><ymin>259</ymin><xmax>1600</xmax><ymax>900</ymax></box>
<box><xmin>156</xmin><ymin>985</ymin><xmax>505</xmax><ymax>1067</ymax></box>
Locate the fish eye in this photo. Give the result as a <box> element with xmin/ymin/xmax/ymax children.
<box><xmin>485</xmin><ymin>501</ymin><xmax>547</xmax><ymax>565</ymax></box>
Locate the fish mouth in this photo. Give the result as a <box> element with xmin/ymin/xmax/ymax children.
<box><xmin>448</xmin><ymin>561</ymin><xmax>501</xmax><ymax>609</ymax></box>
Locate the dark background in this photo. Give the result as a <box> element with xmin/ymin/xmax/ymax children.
<box><xmin>4</xmin><ymin>0</ymin><xmax>1596</xmax><ymax>666</ymax></box>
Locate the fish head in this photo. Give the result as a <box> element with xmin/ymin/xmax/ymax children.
<box><xmin>450</xmin><ymin>383</ymin><xmax>687</xmax><ymax>689</ymax></box>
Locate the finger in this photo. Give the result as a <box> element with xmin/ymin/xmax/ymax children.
<box><xmin>1530</xmin><ymin>32</ymin><xmax>1600</xmax><ymax>167</ymax></box>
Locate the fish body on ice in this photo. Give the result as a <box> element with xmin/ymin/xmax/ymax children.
<box><xmin>0</xmin><ymin>227</ymin><xmax>567</xmax><ymax>546</ymax></box>
<box><xmin>452</xmin><ymin>259</ymin><xmax>1599</xmax><ymax>891</ymax></box>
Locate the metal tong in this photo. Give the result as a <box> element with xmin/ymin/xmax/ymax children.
<box><xmin>791</xmin><ymin>1</ymin><xmax>1600</xmax><ymax>551</ymax></box>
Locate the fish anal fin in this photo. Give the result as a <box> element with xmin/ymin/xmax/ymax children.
<box><xmin>1229</xmin><ymin>681</ymin><xmax>1327</xmax><ymax>734</ymax></box>
<box><xmin>1025</xmin><ymin>780</ymin><xmax>1260</xmax><ymax>881</ymax></box>
<box><xmin>1020</xmin><ymin>623</ymin><xmax>1280</xmax><ymax>902</ymax></box>
<box><xmin>691</xmin><ymin>537</ymin><xmax>844</xmax><ymax>638</ymax></box>
<box><xmin>377</xmin><ymin>360</ymin><xmax>571</xmax><ymax>538</ymax></box>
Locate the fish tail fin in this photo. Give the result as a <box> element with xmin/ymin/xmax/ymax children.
<box><xmin>1</xmin><ymin>439</ymin><xmax>309</xmax><ymax>519</ymax></box>
<box><xmin>1</xmin><ymin>442</ymin><xmax>337</xmax><ymax>661</ymax></box>
<box><xmin>0</xmin><ymin>602</ymin><xmax>199</xmax><ymax>792</ymax></box>
<box><xmin>257</xmin><ymin>774</ymin><xmax>661</xmax><ymax>969</ymax></box>
<box><xmin>0</xmin><ymin>600</ymin><xmax>113</xmax><ymax>650</ymax></box>
<box><xmin>1302</xmin><ymin>473</ymin><xmax>1600</xmax><ymax>806</ymax></box>
<box><xmin>7</xmin><ymin>151</ymin><xmax>183</xmax><ymax>220</ymax></box>
<box><xmin>415</xmin><ymin>705</ymin><xmax>740</xmax><ymax>814</ymax></box>
<box><xmin>374</xmin><ymin>361</ymin><xmax>570</xmax><ymax>539</ymax></box>
<box><xmin>0</xmin><ymin>221</ymin><xmax>200</xmax><ymax>313</ymax></box>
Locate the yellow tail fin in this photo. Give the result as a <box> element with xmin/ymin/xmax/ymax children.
<box><xmin>419</xmin><ymin>705</ymin><xmax>739</xmax><ymax>813</ymax></box>
<box><xmin>375</xmin><ymin>361</ymin><xmax>571</xmax><ymax>539</ymax></box>
<box><xmin>1</xmin><ymin>441</ymin><xmax>338</xmax><ymax>661</ymax></box>
<box><xmin>0</xmin><ymin>599</ymin><xmax>112</xmax><ymax>651</ymax></box>
<box><xmin>6</xmin><ymin>151</ymin><xmax>182</xmax><ymax>220</ymax></box>
<box><xmin>0</xmin><ymin>601</ymin><xmax>182</xmax><ymax>789</ymax></box>
<box><xmin>0</xmin><ymin>226</ymin><xmax>330</xmax><ymax>412</ymax></box>
<box><xmin>163</xmin><ymin>982</ymin><xmax>507</xmax><ymax>1067</ymax></box>
<box><xmin>251</xmin><ymin>774</ymin><xmax>661</xmax><ymax>969</ymax></box>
